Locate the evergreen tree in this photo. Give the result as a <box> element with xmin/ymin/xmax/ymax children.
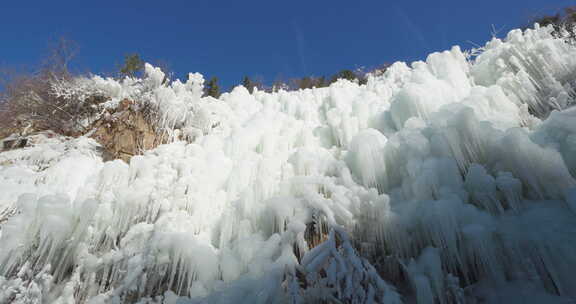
<box><xmin>120</xmin><ymin>54</ymin><xmax>144</xmax><ymax>78</ymax></box>
<box><xmin>242</xmin><ymin>76</ymin><xmax>255</xmax><ymax>93</ymax></box>
<box><xmin>330</xmin><ymin>69</ymin><xmax>358</xmax><ymax>83</ymax></box>
<box><xmin>315</xmin><ymin>76</ymin><xmax>327</xmax><ymax>88</ymax></box>
<box><xmin>206</xmin><ymin>77</ymin><xmax>221</xmax><ymax>98</ymax></box>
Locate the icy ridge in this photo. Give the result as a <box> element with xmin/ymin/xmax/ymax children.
<box><xmin>1</xmin><ymin>25</ymin><xmax>576</xmax><ymax>303</ymax></box>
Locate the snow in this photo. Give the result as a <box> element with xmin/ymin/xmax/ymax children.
<box><xmin>2</xmin><ymin>24</ymin><xmax>576</xmax><ymax>303</ymax></box>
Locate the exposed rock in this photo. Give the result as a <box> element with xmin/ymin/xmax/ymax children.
<box><xmin>1</xmin><ymin>98</ymin><xmax>166</xmax><ymax>162</ymax></box>
<box><xmin>2</xmin><ymin>137</ymin><xmax>27</xmax><ymax>151</ymax></box>
<box><xmin>0</xmin><ymin>129</ymin><xmax>17</xmax><ymax>141</ymax></box>
<box><xmin>304</xmin><ymin>219</ymin><xmax>330</xmax><ymax>250</ymax></box>
<box><xmin>89</xmin><ymin>99</ymin><xmax>165</xmax><ymax>162</ymax></box>
<box><xmin>0</xmin><ymin>114</ymin><xmax>36</xmax><ymax>142</ymax></box>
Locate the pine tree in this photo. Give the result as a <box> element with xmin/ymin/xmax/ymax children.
<box><xmin>330</xmin><ymin>69</ymin><xmax>358</xmax><ymax>83</ymax></box>
<box><xmin>242</xmin><ymin>76</ymin><xmax>255</xmax><ymax>93</ymax></box>
<box><xmin>206</xmin><ymin>77</ymin><xmax>221</xmax><ymax>98</ymax></box>
<box><xmin>120</xmin><ymin>54</ymin><xmax>144</xmax><ymax>78</ymax></box>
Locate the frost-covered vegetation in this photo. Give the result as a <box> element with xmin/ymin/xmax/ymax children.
<box><xmin>2</xmin><ymin>24</ymin><xmax>576</xmax><ymax>303</ymax></box>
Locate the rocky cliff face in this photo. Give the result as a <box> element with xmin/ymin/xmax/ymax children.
<box><xmin>1</xmin><ymin>98</ymin><xmax>164</xmax><ymax>163</ymax></box>
<box><xmin>89</xmin><ymin>99</ymin><xmax>164</xmax><ymax>162</ymax></box>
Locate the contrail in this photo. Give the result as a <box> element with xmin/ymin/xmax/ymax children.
<box><xmin>395</xmin><ymin>7</ymin><xmax>430</xmax><ymax>51</ymax></box>
<box><xmin>292</xmin><ymin>19</ymin><xmax>308</xmax><ymax>75</ymax></box>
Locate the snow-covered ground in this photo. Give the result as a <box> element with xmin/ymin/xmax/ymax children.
<box><xmin>2</xmin><ymin>24</ymin><xmax>576</xmax><ymax>303</ymax></box>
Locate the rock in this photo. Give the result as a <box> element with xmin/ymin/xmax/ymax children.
<box><xmin>1</xmin><ymin>98</ymin><xmax>166</xmax><ymax>162</ymax></box>
<box><xmin>304</xmin><ymin>218</ymin><xmax>330</xmax><ymax>250</ymax></box>
<box><xmin>90</xmin><ymin>99</ymin><xmax>165</xmax><ymax>162</ymax></box>
<box><xmin>1</xmin><ymin>137</ymin><xmax>27</xmax><ymax>151</ymax></box>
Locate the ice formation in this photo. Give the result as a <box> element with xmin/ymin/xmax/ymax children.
<box><xmin>2</xmin><ymin>24</ymin><xmax>576</xmax><ymax>303</ymax></box>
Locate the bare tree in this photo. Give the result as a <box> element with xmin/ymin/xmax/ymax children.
<box><xmin>525</xmin><ymin>6</ymin><xmax>576</xmax><ymax>39</ymax></box>
<box><xmin>272</xmin><ymin>73</ymin><xmax>290</xmax><ymax>92</ymax></box>
<box><xmin>0</xmin><ymin>36</ymin><xmax>105</xmax><ymax>138</ymax></box>
<box><xmin>43</xmin><ymin>36</ymin><xmax>79</xmax><ymax>77</ymax></box>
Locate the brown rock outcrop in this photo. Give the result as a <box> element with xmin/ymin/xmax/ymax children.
<box><xmin>90</xmin><ymin>99</ymin><xmax>165</xmax><ymax>162</ymax></box>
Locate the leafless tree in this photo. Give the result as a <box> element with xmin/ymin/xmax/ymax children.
<box><xmin>0</xmin><ymin>36</ymin><xmax>105</xmax><ymax>138</ymax></box>
<box><xmin>43</xmin><ymin>36</ymin><xmax>79</xmax><ymax>77</ymax></box>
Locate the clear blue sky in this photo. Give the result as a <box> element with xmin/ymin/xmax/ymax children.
<box><xmin>0</xmin><ymin>0</ymin><xmax>571</xmax><ymax>89</ymax></box>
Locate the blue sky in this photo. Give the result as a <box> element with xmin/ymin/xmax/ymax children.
<box><xmin>0</xmin><ymin>1</ymin><xmax>571</xmax><ymax>89</ymax></box>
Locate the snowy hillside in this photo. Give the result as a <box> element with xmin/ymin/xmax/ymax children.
<box><xmin>2</xmin><ymin>24</ymin><xmax>576</xmax><ymax>303</ymax></box>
